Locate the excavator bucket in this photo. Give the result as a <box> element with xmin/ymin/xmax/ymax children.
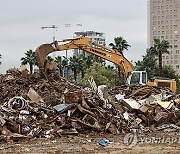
<box><xmin>35</xmin><ymin>43</ymin><xmax>55</xmax><ymax>77</ymax></box>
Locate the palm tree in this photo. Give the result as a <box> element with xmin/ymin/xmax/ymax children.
<box><xmin>21</xmin><ymin>49</ymin><xmax>37</xmax><ymax>74</ymax></box>
<box><xmin>109</xmin><ymin>37</ymin><xmax>131</xmax><ymax>82</ymax></box>
<box><xmin>47</xmin><ymin>56</ymin><xmax>54</xmax><ymax>62</ymax></box>
<box><xmin>93</xmin><ymin>56</ymin><xmax>106</xmax><ymax>66</ymax></box>
<box><xmin>149</xmin><ymin>38</ymin><xmax>170</xmax><ymax>77</ymax></box>
<box><xmin>62</xmin><ymin>56</ymin><xmax>69</xmax><ymax>77</ymax></box>
<box><xmin>86</xmin><ymin>54</ymin><xmax>94</xmax><ymax>68</ymax></box>
<box><xmin>78</xmin><ymin>54</ymin><xmax>88</xmax><ymax>78</ymax></box>
<box><xmin>55</xmin><ymin>56</ymin><xmax>63</xmax><ymax>75</ymax></box>
<box><xmin>69</xmin><ymin>56</ymin><xmax>81</xmax><ymax>81</ymax></box>
<box><xmin>109</xmin><ymin>36</ymin><xmax>131</xmax><ymax>55</ymax></box>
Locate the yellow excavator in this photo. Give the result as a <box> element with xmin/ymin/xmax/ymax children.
<box><xmin>35</xmin><ymin>36</ymin><xmax>176</xmax><ymax>92</ymax></box>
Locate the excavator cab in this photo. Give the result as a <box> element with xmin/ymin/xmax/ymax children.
<box><xmin>126</xmin><ymin>71</ymin><xmax>147</xmax><ymax>85</ymax></box>
<box><xmin>126</xmin><ymin>71</ymin><xmax>176</xmax><ymax>92</ymax></box>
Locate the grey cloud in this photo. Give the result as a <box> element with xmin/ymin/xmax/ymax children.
<box><xmin>0</xmin><ymin>0</ymin><xmax>148</xmax><ymax>73</ymax></box>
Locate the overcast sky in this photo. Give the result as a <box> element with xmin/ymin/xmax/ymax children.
<box><xmin>0</xmin><ymin>0</ymin><xmax>147</xmax><ymax>73</ymax></box>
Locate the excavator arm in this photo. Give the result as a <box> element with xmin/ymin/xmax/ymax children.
<box><xmin>35</xmin><ymin>36</ymin><xmax>133</xmax><ymax>79</ymax></box>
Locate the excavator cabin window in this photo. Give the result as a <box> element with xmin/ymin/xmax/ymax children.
<box><xmin>130</xmin><ymin>72</ymin><xmax>140</xmax><ymax>84</ymax></box>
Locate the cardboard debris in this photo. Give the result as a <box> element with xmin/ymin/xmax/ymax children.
<box><xmin>28</xmin><ymin>88</ymin><xmax>43</xmax><ymax>104</ymax></box>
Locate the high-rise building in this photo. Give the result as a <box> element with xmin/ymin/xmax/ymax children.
<box><xmin>148</xmin><ymin>0</ymin><xmax>180</xmax><ymax>73</ymax></box>
<box><xmin>73</xmin><ymin>31</ymin><xmax>106</xmax><ymax>56</ymax></box>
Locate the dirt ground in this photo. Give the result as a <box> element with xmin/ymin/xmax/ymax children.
<box><xmin>0</xmin><ymin>132</ymin><xmax>179</xmax><ymax>154</ymax></box>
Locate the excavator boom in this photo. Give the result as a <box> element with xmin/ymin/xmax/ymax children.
<box><xmin>35</xmin><ymin>36</ymin><xmax>133</xmax><ymax>79</ymax></box>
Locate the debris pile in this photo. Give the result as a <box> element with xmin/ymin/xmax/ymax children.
<box><xmin>0</xmin><ymin>69</ymin><xmax>179</xmax><ymax>142</ymax></box>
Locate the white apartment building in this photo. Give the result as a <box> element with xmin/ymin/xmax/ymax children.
<box><xmin>73</xmin><ymin>31</ymin><xmax>106</xmax><ymax>56</ymax></box>
<box><xmin>148</xmin><ymin>0</ymin><xmax>180</xmax><ymax>73</ymax></box>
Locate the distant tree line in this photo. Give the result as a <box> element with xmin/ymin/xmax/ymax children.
<box><xmin>20</xmin><ymin>37</ymin><xmax>180</xmax><ymax>88</ymax></box>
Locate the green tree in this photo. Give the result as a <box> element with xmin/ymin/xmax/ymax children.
<box><xmin>21</xmin><ymin>49</ymin><xmax>37</xmax><ymax>74</ymax></box>
<box><xmin>135</xmin><ymin>49</ymin><xmax>158</xmax><ymax>79</ymax></box>
<box><xmin>55</xmin><ymin>56</ymin><xmax>63</xmax><ymax>75</ymax></box>
<box><xmin>93</xmin><ymin>56</ymin><xmax>106</xmax><ymax>66</ymax></box>
<box><xmin>161</xmin><ymin>65</ymin><xmax>180</xmax><ymax>89</ymax></box>
<box><xmin>109</xmin><ymin>36</ymin><xmax>131</xmax><ymax>55</ymax></box>
<box><xmin>149</xmin><ymin>38</ymin><xmax>170</xmax><ymax>77</ymax></box>
<box><xmin>69</xmin><ymin>56</ymin><xmax>81</xmax><ymax>81</ymax></box>
<box><xmin>62</xmin><ymin>56</ymin><xmax>69</xmax><ymax>77</ymax></box>
<box><xmin>47</xmin><ymin>56</ymin><xmax>54</xmax><ymax>62</ymax></box>
<box><xmin>109</xmin><ymin>36</ymin><xmax>131</xmax><ymax>83</ymax></box>
<box><xmin>80</xmin><ymin>62</ymin><xmax>118</xmax><ymax>87</ymax></box>
<box><xmin>78</xmin><ymin>54</ymin><xmax>88</xmax><ymax>78</ymax></box>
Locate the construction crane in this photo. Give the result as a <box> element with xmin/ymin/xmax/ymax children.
<box><xmin>41</xmin><ymin>24</ymin><xmax>58</xmax><ymax>41</ymax></box>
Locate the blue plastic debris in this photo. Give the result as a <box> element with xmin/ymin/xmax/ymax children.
<box><xmin>99</xmin><ymin>138</ymin><xmax>108</xmax><ymax>147</ymax></box>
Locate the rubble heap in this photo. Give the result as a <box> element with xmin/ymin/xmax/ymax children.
<box><xmin>0</xmin><ymin>69</ymin><xmax>179</xmax><ymax>142</ymax></box>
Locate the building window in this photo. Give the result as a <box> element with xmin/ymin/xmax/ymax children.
<box><xmin>166</xmin><ymin>56</ymin><xmax>169</xmax><ymax>59</ymax></box>
<box><xmin>174</xmin><ymin>55</ymin><xmax>178</xmax><ymax>59</ymax></box>
<box><xmin>174</xmin><ymin>60</ymin><xmax>178</xmax><ymax>64</ymax></box>
<box><xmin>175</xmin><ymin>4</ymin><xmax>179</xmax><ymax>8</ymax></box>
<box><xmin>176</xmin><ymin>35</ymin><xmax>179</xmax><ymax>38</ymax></box>
<box><xmin>176</xmin><ymin>65</ymin><xmax>179</xmax><ymax>69</ymax></box>
<box><xmin>174</xmin><ymin>40</ymin><xmax>178</xmax><ymax>44</ymax></box>
<box><xmin>174</xmin><ymin>15</ymin><xmax>177</xmax><ymax>19</ymax></box>
<box><xmin>176</xmin><ymin>50</ymin><xmax>179</xmax><ymax>54</ymax></box>
<box><xmin>174</xmin><ymin>45</ymin><xmax>178</xmax><ymax>48</ymax></box>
